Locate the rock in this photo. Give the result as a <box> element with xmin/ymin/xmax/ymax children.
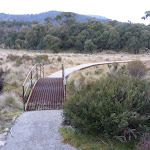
<box><xmin>0</xmin><ymin>141</ymin><xmax>6</xmax><ymax>147</ymax></box>
<box><xmin>4</xmin><ymin>128</ymin><xmax>9</xmax><ymax>132</ymax></box>
<box><xmin>0</xmin><ymin>134</ymin><xmax>6</xmax><ymax>141</ymax></box>
<box><xmin>12</xmin><ymin>116</ymin><xmax>17</xmax><ymax>123</ymax></box>
<box><xmin>3</xmin><ymin>132</ymin><xmax>7</xmax><ymax>136</ymax></box>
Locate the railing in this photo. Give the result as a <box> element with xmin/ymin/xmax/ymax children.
<box><xmin>62</xmin><ymin>64</ymin><xmax>66</xmax><ymax>101</ymax></box>
<box><xmin>22</xmin><ymin>63</ymin><xmax>44</xmax><ymax>111</ymax></box>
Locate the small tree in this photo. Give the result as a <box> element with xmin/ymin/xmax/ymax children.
<box><xmin>84</xmin><ymin>39</ymin><xmax>97</xmax><ymax>53</ymax></box>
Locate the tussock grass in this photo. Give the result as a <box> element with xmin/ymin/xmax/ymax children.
<box><xmin>0</xmin><ymin>91</ymin><xmax>22</xmax><ymax>110</ymax></box>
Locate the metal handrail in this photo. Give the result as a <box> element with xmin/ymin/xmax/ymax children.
<box><xmin>22</xmin><ymin>63</ymin><xmax>44</xmax><ymax>111</ymax></box>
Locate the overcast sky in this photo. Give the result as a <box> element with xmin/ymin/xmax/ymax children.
<box><xmin>0</xmin><ymin>0</ymin><xmax>150</xmax><ymax>24</ymax></box>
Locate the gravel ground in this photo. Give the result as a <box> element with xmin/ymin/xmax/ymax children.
<box><xmin>0</xmin><ymin>110</ymin><xmax>76</xmax><ymax>150</ymax></box>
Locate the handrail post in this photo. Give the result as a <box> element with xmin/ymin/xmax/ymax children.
<box><xmin>43</xmin><ymin>66</ymin><xmax>44</xmax><ymax>78</ymax></box>
<box><xmin>31</xmin><ymin>71</ymin><xmax>32</xmax><ymax>88</ymax></box>
<box><xmin>22</xmin><ymin>85</ymin><xmax>25</xmax><ymax>111</ymax></box>
<box><xmin>36</xmin><ymin>65</ymin><xmax>38</xmax><ymax>80</ymax></box>
<box><xmin>62</xmin><ymin>64</ymin><xmax>66</xmax><ymax>102</ymax></box>
<box><xmin>62</xmin><ymin>64</ymin><xmax>64</xmax><ymax>80</ymax></box>
<box><xmin>39</xmin><ymin>64</ymin><xmax>41</xmax><ymax>78</ymax></box>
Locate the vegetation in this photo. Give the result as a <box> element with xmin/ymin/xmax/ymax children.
<box><xmin>0</xmin><ymin>12</ymin><xmax>150</xmax><ymax>53</ymax></box>
<box><xmin>0</xmin><ymin>92</ymin><xmax>22</xmax><ymax>133</ymax></box>
<box><xmin>59</xmin><ymin>127</ymin><xmax>136</xmax><ymax>150</ymax></box>
<box><xmin>62</xmin><ymin>62</ymin><xmax>150</xmax><ymax>149</ymax></box>
<box><xmin>127</xmin><ymin>61</ymin><xmax>148</xmax><ymax>78</ymax></box>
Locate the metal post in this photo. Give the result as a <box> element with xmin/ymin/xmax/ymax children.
<box><xmin>36</xmin><ymin>65</ymin><xmax>38</xmax><ymax>80</ymax></box>
<box><xmin>62</xmin><ymin>64</ymin><xmax>66</xmax><ymax>102</ymax></box>
<box><xmin>23</xmin><ymin>85</ymin><xmax>25</xmax><ymax>111</ymax></box>
<box><xmin>40</xmin><ymin>64</ymin><xmax>41</xmax><ymax>78</ymax></box>
<box><xmin>65</xmin><ymin>85</ymin><xmax>66</xmax><ymax>101</ymax></box>
<box><xmin>62</xmin><ymin>64</ymin><xmax>64</xmax><ymax>78</ymax></box>
<box><xmin>43</xmin><ymin>66</ymin><xmax>44</xmax><ymax>78</ymax></box>
<box><xmin>31</xmin><ymin>71</ymin><xmax>32</xmax><ymax>88</ymax></box>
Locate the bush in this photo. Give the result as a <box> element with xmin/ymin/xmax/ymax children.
<box><xmin>7</xmin><ymin>54</ymin><xmax>21</xmax><ymax>61</ymax></box>
<box><xmin>57</xmin><ymin>56</ymin><xmax>62</xmax><ymax>62</ymax></box>
<box><xmin>34</xmin><ymin>55</ymin><xmax>49</xmax><ymax>63</ymax></box>
<box><xmin>127</xmin><ymin>61</ymin><xmax>148</xmax><ymax>78</ymax></box>
<box><xmin>63</xmin><ymin>72</ymin><xmax>150</xmax><ymax>139</ymax></box>
<box><xmin>84</xmin><ymin>40</ymin><xmax>97</xmax><ymax>53</ymax></box>
<box><xmin>22</xmin><ymin>54</ymin><xmax>32</xmax><ymax>61</ymax></box>
<box><xmin>15</xmin><ymin>59</ymin><xmax>23</xmax><ymax>67</ymax></box>
<box><xmin>3</xmin><ymin>94</ymin><xmax>22</xmax><ymax>109</ymax></box>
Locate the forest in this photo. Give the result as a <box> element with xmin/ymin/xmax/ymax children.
<box><xmin>0</xmin><ymin>12</ymin><xmax>150</xmax><ymax>54</ymax></box>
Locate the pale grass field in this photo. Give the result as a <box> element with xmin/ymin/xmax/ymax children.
<box><xmin>1</xmin><ymin>49</ymin><xmax>150</xmax><ymax>92</ymax></box>
<box><xmin>0</xmin><ymin>48</ymin><xmax>150</xmax><ymax>133</ymax></box>
<box><xmin>1</xmin><ymin>49</ymin><xmax>150</xmax><ymax>72</ymax></box>
<box><xmin>0</xmin><ymin>48</ymin><xmax>150</xmax><ymax>93</ymax></box>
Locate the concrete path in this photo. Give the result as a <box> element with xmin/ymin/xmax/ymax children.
<box><xmin>48</xmin><ymin>60</ymin><xmax>132</xmax><ymax>78</ymax></box>
<box><xmin>0</xmin><ymin>110</ymin><xmax>76</xmax><ymax>150</ymax></box>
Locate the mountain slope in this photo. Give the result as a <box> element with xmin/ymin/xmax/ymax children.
<box><xmin>0</xmin><ymin>11</ymin><xmax>108</xmax><ymax>23</ymax></box>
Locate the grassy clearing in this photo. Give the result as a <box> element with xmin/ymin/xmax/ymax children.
<box><xmin>59</xmin><ymin>127</ymin><xmax>136</xmax><ymax>150</ymax></box>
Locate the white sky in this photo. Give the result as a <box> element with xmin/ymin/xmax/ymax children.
<box><xmin>0</xmin><ymin>0</ymin><xmax>150</xmax><ymax>24</ymax></box>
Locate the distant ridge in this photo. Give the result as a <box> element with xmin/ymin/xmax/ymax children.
<box><xmin>0</xmin><ymin>10</ymin><xmax>108</xmax><ymax>23</ymax></box>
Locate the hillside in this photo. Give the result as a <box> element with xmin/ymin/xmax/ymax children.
<box><xmin>0</xmin><ymin>11</ymin><xmax>108</xmax><ymax>23</ymax></box>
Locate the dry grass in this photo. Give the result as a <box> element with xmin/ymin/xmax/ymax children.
<box><xmin>0</xmin><ymin>49</ymin><xmax>150</xmax><ymax>133</ymax></box>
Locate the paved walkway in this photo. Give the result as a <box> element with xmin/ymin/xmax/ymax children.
<box><xmin>0</xmin><ymin>110</ymin><xmax>76</xmax><ymax>150</ymax></box>
<box><xmin>1</xmin><ymin>60</ymin><xmax>132</xmax><ymax>150</ymax></box>
<box><xmin>48</xmin><ymin>60</ymin><xmax>132</xmax><ymax>78</ymax></box>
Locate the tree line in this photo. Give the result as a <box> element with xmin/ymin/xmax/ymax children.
<box><xmin>0</xmin><ymin>12</ymin><xmax>150</xmax><ymax>53</ymax></box>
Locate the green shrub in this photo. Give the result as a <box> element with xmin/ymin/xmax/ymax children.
<box><xmin>22</xmin><ymin>54</ymin><xmax>32</xmax><ymax>61</ymax></box>
<box><xmin>94</xmin><ymin>69</ymin><xmax>104</xmax><ymax>75</ymax></box>
<box><xmin>84</xmin><ymin>39</ymin><xmax>97</xmax><ymax>52</ymax></box>
<box><xmin>15</xmin><ymin>59</ymin><xmax>23</xmax><ymax>67</ymax></box>
<box><xmin>63</xmin><ymin>72</ymin><xmax>150</xmax><ymax>139</ymax></box>
<box><xmin>7</xmin><ymin>54</ymin><xmax>21</xmax><ymax>61</ymax></box>
<box><xmin>4</xmin><ymin>95</ymin><xmax>22</xmax><ymax>109</ymax></box>
<box><xmin>7</xmin><ymin>54</ymin><xmax>23</xmax><ymax>66</ymax></box>
<box><xmin>34</xmin><ymin>55</ymin><xmax>49</xmax><ymax>63</ymax></box>
<box><xmin>127</xmin><ymin>61</ymin><xmax>148</xmax><ymax>78</ymax></box>
<box><xmin>39</xmin><ymin>55</ymin><xmax>49</xmax><ymax>61</ymax></box>
<box><xmin>57</xmin><ymin>56</ymin><xmax>62</xmax><ymax>62</ymax></box>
